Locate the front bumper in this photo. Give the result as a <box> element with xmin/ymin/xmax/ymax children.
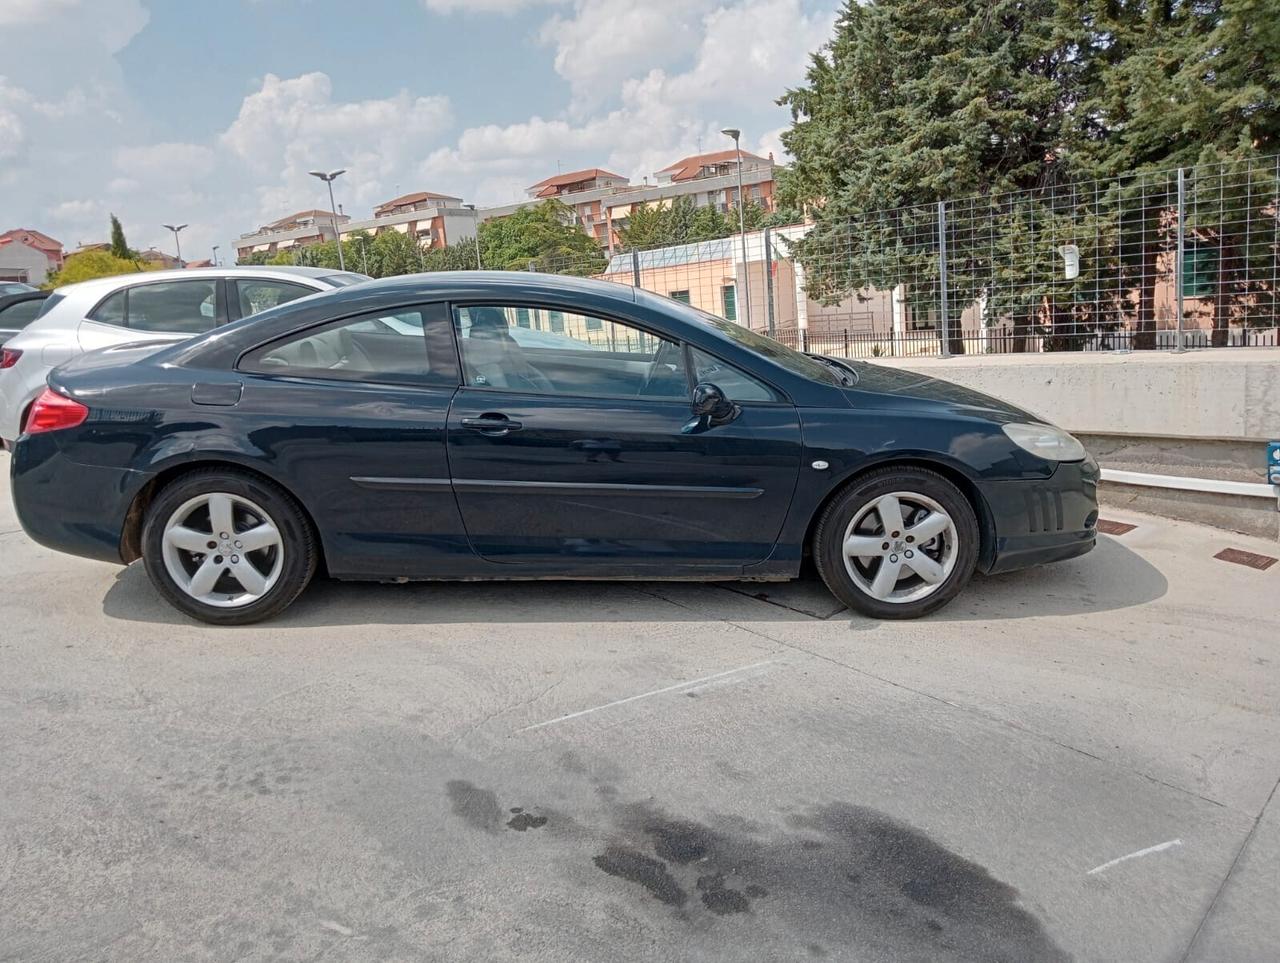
<box><xmin>978</xmin><ymin>458</ymin><xmax>1099</xmax><ymax>575</ymax></box>
<box><xmin>10</xmin><ymin>432</ymin><xmax>144</xmax><ymax>565</ymax></box>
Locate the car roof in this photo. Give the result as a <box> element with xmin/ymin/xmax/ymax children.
<box><xmin>51</xmin><ymin>265</ymin><xmax>350</xmax><ymax>298</ymax></box>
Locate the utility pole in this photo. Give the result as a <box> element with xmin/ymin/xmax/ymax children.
<box><xmin>721</xmin><ymin>128</ymin><xmax>752</xmax><ymax>327</ymax></box>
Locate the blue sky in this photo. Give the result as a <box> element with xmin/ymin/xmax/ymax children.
<box><xmin>0</xmin><ymin>0</ymin><xmax>837</xmax><ymax>260</ymax></box>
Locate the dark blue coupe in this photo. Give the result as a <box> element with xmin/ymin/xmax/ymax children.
<box><xmin>9</xmin><ymin>272</ymin><xmax>1098</xmax><ymax>624</ymax></box>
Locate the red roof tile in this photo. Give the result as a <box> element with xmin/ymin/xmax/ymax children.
<box><xmin>527</xmin><ymin>168</ymin><xmax>626</xmax><ymax>197</ymax></box>
<box><xmin>658</xmin><ymin>149</ymin><xmax>772</xmax><ymax>182</ymax></box>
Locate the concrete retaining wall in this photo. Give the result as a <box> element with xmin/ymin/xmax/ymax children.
<box><xmin>873</xmin><ymin>348</ymin><xmax>1280</xmax><ymax>538</ymax></box>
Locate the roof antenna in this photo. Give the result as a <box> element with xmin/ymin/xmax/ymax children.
<box><xmin>557</xmin><ymin>159</ymin><xmax>562</xmax><ymax>173</ymax></box>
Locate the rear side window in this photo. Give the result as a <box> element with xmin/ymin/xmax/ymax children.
<box><xmin>240</xmin><ymin>305</ymin><xmax>458</xmax><ymax>387</ymax></box>
<box><xmin>93</xmin><ymin>290</ymin><xmax>127</xmax><ymax>326</ymax></box>
<box><xmin>89</xmin><ymin>280</ymin><xmax>219</xmax><ymax>334</ymax></box>
<box><xmin>0</xmin><ymin>299</ymin><xmax>47</xmax><ymax>329</ymax></box>
<box><xmin>128</xmin><ymin>280</ymin><xmax>218</xmax><ymax>333</ymax></box>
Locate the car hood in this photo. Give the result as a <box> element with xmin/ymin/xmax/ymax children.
<box><xmin>841</xmin><ymin>360</ymin><xmax>1042</xmax><ymax>424</ymax></box>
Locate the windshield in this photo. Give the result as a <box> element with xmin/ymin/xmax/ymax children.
<box><xmin>692</xmin><ymin>309</ymin><xmax>843</xmax><ymax>386</ymax></box>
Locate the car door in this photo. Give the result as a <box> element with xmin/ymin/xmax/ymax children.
<box><xmin>235</xmin><ymin>301</ymin><xmax>467</xmax><ymax>577</ymax></box>
<box><xmin>77</xmin><ymin>277</ymin><xmax>224</xmax><ymax>353</ymax></box>
<box><xmin>445</xmin><ymin>302</ymin><xmax>803</xmax><ymax>570</ymax></box>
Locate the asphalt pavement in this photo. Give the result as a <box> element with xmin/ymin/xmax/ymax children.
<box><xmin>1</xmin><ymin>452</ymin><xmax>1277</xmax><ymax>962</ymax></box>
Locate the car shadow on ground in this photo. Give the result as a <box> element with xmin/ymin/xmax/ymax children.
<box><xmin>100</xmin><ymin>535</ymin><xmax>1166</xmax><ymax>628</ymax></box>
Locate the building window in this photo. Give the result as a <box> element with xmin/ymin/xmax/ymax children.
<box><xmin>721</xmin><ymin>285</ymin><xmax>737</xmax><ymax>321</ymax></box>
<box><xmin>669</xmin><ymin>290</ymin><xmax>690</xmax><ymax>305</ymax></box>
<box><xmin>548</xmin><ymin>310</ymin><xmax>565</xmax><ymax>333</ymax></box>
<box><xmin>515</xmin><ymin>307</ymin><xmax>532</xmax><ymax>328</ymax></box>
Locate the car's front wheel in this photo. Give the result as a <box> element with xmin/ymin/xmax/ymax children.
<box><xmin>814</xmin><ymin>466</ymin><xmax>979</xmax><ymax>619</ymax></box>
<box><xmin>141</xmin><ymin>469</ymin><xmax>317</xmax><ymax>625</ymax></box>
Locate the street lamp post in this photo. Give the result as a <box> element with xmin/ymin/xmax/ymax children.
<box><xmin>720</xmin><ymin>128</ymin><xmax>752</xmax><ymax>328</ymax></box>
<box><xmin>308</xmin><ymin>169</ymin><xmax>347</xmax><ymax>271</ymax></box>
<box><xmin>211</xmin><ymin>244</ymin><xmax>219</xmax><ymax>267</ymax></box>
<box><xmin>463</xmin><ymin>204</ymin><xmax>482</xmax><ymax>270</ymax></box>
<box><xmin>162</xmin><ymin>223</ymin><xmax>187</xmax><ymax>267</ymax></box>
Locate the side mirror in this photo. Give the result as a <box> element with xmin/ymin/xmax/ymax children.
<box><xmin>683</xmin><ymin>382</ymin><xmax>741</xmax><ymax>433</ymax></box>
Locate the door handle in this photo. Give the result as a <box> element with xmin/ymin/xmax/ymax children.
<box><xmin>461</xmin><ymin>414</ymin><xmax>523</xmax><ymax>434</ymax></box>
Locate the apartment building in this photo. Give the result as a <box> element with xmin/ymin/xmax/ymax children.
<box><xmin>0</xmin><ymin>228</ymin><xmax>64</xmax><ymax>284</ymax></box>
<box><xmin>232</xmin><ymin>209</ymin><xmax>350</xmax><ymax>260</ymax></box>
<box><xmin>479</xmin><ymin>152</ymin><xmax>778</xmax><ymax>252</ymax></box>
<box><xmin>232</xmin><ymin>150</ymin><xmax>778</xmax><ymax>262</ymax></box>
<box><xmin>337</xmin><ymin>190</ymin><xmax>476</xmax><ymax>250</ymax></box>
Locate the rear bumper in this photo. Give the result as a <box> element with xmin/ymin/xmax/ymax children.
<box><xmin>10</xmin><ymin>433</ymin><xmax>143</xmax><ymax>565</ymax></box>
<box><xmin>978</xmin><ymin>459</ymin><xmax>1100</xmax><ymax>575</ymax></box>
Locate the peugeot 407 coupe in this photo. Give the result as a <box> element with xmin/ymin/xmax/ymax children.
<box><xmin>9</xmin><ymin>272</ymin><xmax>1098</xmax><ymax>625</ymax></box>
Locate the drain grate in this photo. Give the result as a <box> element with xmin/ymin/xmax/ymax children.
<box><xmin>1096</xmin><ymin>519</ymin><xmax>1137</xmax><ymax>536</ymax></box>
<box><xmin>1214</xmin><ymin>548</ymin><xmax>1278</xmax><ymax>571</ymax></box>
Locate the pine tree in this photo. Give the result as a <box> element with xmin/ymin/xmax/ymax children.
<box><xmin>109</xmin><ymin>214</ymin><xmax>132</xmax><ymax>260</ymax></box>
<box><xmin>778</xmin><ymin>0</ymin><xmax>1075</xmax><ymax>352</ymax></box>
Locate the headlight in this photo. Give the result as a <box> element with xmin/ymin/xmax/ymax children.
<box><xmin>1002</xmin><ymin>422</ymin><xmax>1086</xmax><ymax>462</ymax></box>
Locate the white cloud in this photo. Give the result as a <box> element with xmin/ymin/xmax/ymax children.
<box><xmin>115</xmin><ymin>142</ymin><xmax>217</xmax><ymax>180</ymax></box>
<box><xmin>423</xmin><ymin>0</ymin><xmax>827</xmax><ymax>202</ymax></box>
<box><xmin>49</xmin><ymin>199</ymin><xmax>103</xmax><ymax>222</ymax></box>
<box><xmin>220</xmin><ymin>72</ymin><xmax>453</xmax><ymax>224</ymax></box>
<box><xmin>6</xmin><ymin>0</ymin><xmax>832</xmax><ymax>260</ymax></box>
<box><xmin>419</xmin><ymin>0</ymin><xmax>559</xmax><ymax>12</ymax></box>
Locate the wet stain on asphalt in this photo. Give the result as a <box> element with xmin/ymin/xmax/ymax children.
<box><xmin>507</xmin><ymin>812</ymin><xmax>549</xmax><ymax>832</ymax></box>
<box><xmin>593</xmin><ymin>846</ymin><xmax>688</xmax><ymax>907</ymax></box>
<box><xmin>445</xmin><ymin>780</ymin><xmax>503</xmax><ymax>833</ymax></box>
<box><xmin>442</xmin><ymin>781</ymin><xmax>1066</xmax><ymax>960</ymax></box>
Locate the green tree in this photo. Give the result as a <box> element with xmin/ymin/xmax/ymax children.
<box><xmin>778</xmin><ymin>0</ymin><xmax>1076</xmax><ymax>352</ymax></box>
<box><xmin>108</xmin><ymin>214</ymin><xmax>134</xmax><ymax>260</ymax></box>
<box><xmin>1064</xmin><ymin>0</ymin><xmax>1280</xmax><ymax>344</ymax></box>
<box><xmin>236</xmin><ymin>250</ymin><xmax>272</xmax><ymax>266</ymax></box>
<box><xmin>478</xmin><ymin>199</ymin><xmax>605</xmax><ymax>274</ymax></box>
<box><xmin>44</xmin><ymin>250</ymin><xmax>146</xmax><ymax>288</ymax></box>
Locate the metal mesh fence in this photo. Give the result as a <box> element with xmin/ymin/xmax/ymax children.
<box><xmin>533</xmin><ymin>154</ymin><xmax>1280</xmax><ymax>358</ymax></box>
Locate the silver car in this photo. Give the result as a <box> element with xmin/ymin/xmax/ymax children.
<box><xmin>0</xmin><ymin>266</ymin><xmax>367</xmax><ymax>444</ymax></box>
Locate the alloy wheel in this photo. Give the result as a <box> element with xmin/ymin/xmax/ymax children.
<box><xmin>160</xmin><ymin>492</ymin><xmax>284</xmax><ymax>608</ymax></box>
<box><xmin>841</xmin><ymin>491</ymin><xmax>958</xmax><ymax>603</ymax></box>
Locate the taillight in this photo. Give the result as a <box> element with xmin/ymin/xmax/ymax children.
<box><xmin>0</xmin><ymin>347</ymin><xmax>21</xmax><ymax>369</ymax></box>
<box><xmin>25</xmin><ymin>387</ymin><xmax>89</xmax><ymax>434</ymax></box>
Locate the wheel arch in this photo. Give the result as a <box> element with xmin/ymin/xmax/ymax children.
<box><xmin>120</xmin><ymin>458</ymin><xmax>325</xmax><ymax>573</ymax></box>
<box><xmin>803</xmin><ymin>455</ymin><xmax>996</xmax><ymax>572</ymax></box>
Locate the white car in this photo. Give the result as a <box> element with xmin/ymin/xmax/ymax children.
<box><xmin>0</xmin><ymin>266</ymin><xmax>367</xmax><ymax>445</ymax></box>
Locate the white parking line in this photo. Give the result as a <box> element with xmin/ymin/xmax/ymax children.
<box><xmin>1086</xmin><ymin>839</ymin><xmax>1183</xmax><ymax>875</ymax></box>
<box><xmin>515</xmin><ymin>659</ymin><xmax>777</xmax><ymax>733</ymax></box>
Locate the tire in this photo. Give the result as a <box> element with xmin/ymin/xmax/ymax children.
<box><xmin>813</xmin><ymin>466</ymin><xmax>979</xmax><ymax>620</ymax></box>
<box><xmin>141</xmin><ymin>468</ymin><xmax>317</xmax><ymax>625</ymax></box>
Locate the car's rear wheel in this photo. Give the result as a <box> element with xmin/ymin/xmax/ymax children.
<box><xmin>814</xmin><ymin>466</ymin><xmax>978</xmax><ymax>619</ymax></box>
<box><xmin>141</xmin><ymin>469</ymin><xmax>317</xmax><ymax>625</ymax></box>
